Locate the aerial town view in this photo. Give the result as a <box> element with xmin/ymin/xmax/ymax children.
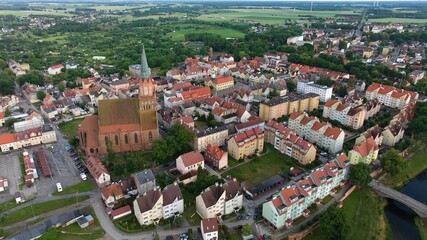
<box><xmin>1</xmin><ymin>0</ymin><xmax>427</xmax><ymax>239</ymax></box>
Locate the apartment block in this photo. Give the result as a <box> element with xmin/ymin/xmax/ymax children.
<box><xmin>262</xmin><ymin>154</ymin><xmax>350</xmax><ymax>229</ymax></box>
<box><xmin>297</xmin><ymin>80</ymin><xmax>333</xmax><ymax>102</ymax></box>
<box><xmin>348</xmin><ymin>137</ymin><xmax>379</xmax><ymax>165</ymax></box>
<box><xmin>288</xmin><ymin>112</ymin><xmax>345</xmax><ymax>154</ymax></box>
<box><xmin>259</xmin><ymin>93</ymin><xmax>319</xmax><ymax>121</ymax></box>
<box><xmin>265</xmin><ymin>121</ymin><xmax>316</xmax><ymax>165</ymax></box>
<box><xmin>227</xmin><ymin>128</ymin><xmax>264</xmax><ymax>160</ymax></box>
<box><xmin>323</xmin><ymin>99</ymin><xmax>366</xmax><ymax>130</ymax></box>
<box><xmin>365</xmin><ymin>83</ymin><xmax>418</xmax><ymax>109</ymax></box>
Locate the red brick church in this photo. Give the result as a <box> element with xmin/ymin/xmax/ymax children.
<box><xmin>78</xmin><ymin>46</ymin><xmax>159</xmax><ymax>155</ymax></box>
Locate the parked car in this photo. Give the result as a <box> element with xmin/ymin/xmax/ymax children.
<box><xmin>233</xmin><ymin>225</ymin><xmax>243</xmax><ymax>230</ymax></box>
<box><xmin>80</xmin><ymin>173</ymin><xmax>87</xmax><ymax>181</ymax></box>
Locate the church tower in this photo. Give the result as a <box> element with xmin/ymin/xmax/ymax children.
<box><xmin>140</xmin><ymin>44</ymin><xmax>151</xmax><ymax>80</ymax></box>
<box><xmin>137</xmin><ymin>45</ymin><xmax>159</xmax><ymax>150</ymax></box>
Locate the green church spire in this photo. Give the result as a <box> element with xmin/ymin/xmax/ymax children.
<box><xmin>140</xmin><ymin>44</ymin><xmax>151</xmax><ymax>79</ymax></box>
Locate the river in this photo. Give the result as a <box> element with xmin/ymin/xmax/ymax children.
<box><xmin>384</xmin><ymin>170</ymin><xmax>427</xmax><ymax>240</ymax></box>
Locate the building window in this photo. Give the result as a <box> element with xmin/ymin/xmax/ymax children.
<box><xmin>125</xmin><ymin>134</ymin><xmax>129</xmax><ymax>144</ymax></box>
<box><xmin>149</xmin><ymin>131</ymin><xmax>153</xmax><ymax>143</ymax></box>
<box><xmin>115</xmin><ymin>135</ymin><xmax>119</xmax><ymax>145</ymax></box>
<box><xmin>134</xmin><ymin>133</ymin><xmax>138</xmax><ymax>143</ymax></box>
<box><xmin>105</xmin><ymin>136</ymin><xmax>109</xmax><ymax>144</ymax></box>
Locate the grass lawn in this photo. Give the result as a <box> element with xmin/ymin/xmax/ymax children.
<box><xmin>221</xmin><ymin>144</ymin><xmax>299</xmax><ymax>184</ymax></box>
<box><xmin>182</xmin><ymin>204</ymin><xmax>202</xmax><ymax>226</ymax></box>
<box><xmin>0</xmin><ymin>199</ymin><xmax>18</xmax><ymax>214</ymax></box>
<box><xmin>320</xmin><ymin>195</ymin><xmax>333</xmax><ymax>205</ymax></box>
<box><xmin>58</xmin><ymin>118</ymin><xmax>84</xmax><ymax>139</ymax></box>
<box><xmin>52</xmin><ymin>181</ymin><xmax>95</xmax><ymax>196</ymax></box>
<box><xmin>381</xmin><ymin>146</ymin><xmax>427</xmax><ymax>188</ymax></box>
<box><xmin>166</xmin><ymin>24</ymin><xmax>245</xmax><ymax>41</ymax></box>
<box><xmin>368</xmin><ymin>18</ymin><xmax>427</xmax><ymax>24</ymax></box>
<box><xmin>304</xmin><ymin>188</ymin><xmax>388</xmax><ymax>240</ymax></box>
<box><xmin>0</xmin><ymin>195</ymin><xmax>89</xmax><ymax>227</ymax></box>
<box><xmin>55</xmin><ymin>207</ymin><xmax>105</xmax><ymax>240</ymax></box>
<box><xmin>194</xmin><ymin>120</ymin><xmax>208</xmax><ymax>129</ymax></box>
<box><xmin>112</xmin><ymin>214</ymin><xmax>155</xmax><ymax>233</ymax></box>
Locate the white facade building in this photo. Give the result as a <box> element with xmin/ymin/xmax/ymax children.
<box><xmin>297</xmin><ymin>80</ymin><xmax>333</xmax><ymax>102</ymax></box>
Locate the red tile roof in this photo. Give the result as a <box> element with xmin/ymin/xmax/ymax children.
<box><xmin>179</xmin><ymin>151</ymin><xmax>204</xmax><ymax>168</ymax></box>
<box><xmin>0</xmin><ymin>133</ymin><xmax>16</xmax><ymax>145</ymax></box>
<box><xmin>202</xmin><ymin>218</ymin><xmax>218</xmax><ymax>234</ymax></box>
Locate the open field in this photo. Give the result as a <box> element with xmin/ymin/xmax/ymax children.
<box><xmin>166</xmin><ymin>24</ymin><xmax>245</xmax><ymax>41</ymax></box>
<box><xmin>368</xmin><ymin>18</ymin><xmax>427</xmax><ymax>24</ymax></box>
<box><xmin>304</xmin><ymin>188</ymin><xmax>388</xmax><ymax>240</ymax></box>
<box><xmin>52</xmin><ymin>181</ymin><xmax>95</xmax><ymax>196</ymax></box>
<box><xmin>197</xmin><ymin>9</ymin><xmax>358</xmax><ymax>25</ymax></box>
<box><xmin>381</xmin><ymin>146</ymin><xmax>427</xmax><ymax>188</ymax></box>
<box><xmin>0</xmin><ymin>10</ymin><xmax>71</xmax><ymax>17</ymax></box>
<box><xmin>0</xmin><ymin>195</ymin><xmax>90</xmax><ymax>226</ymax></box>
<box><xmin>58</xmin><ymin>118</ymin><xmax>84</xmax><ymax>139</ymax></box>
<box><xmin>222</xmin><ymin>144</ymin><xmax>300</xmax><ymax>185</ymax></box>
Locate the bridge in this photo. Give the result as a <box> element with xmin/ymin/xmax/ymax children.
<box><xmin>369</xmin><ymin>181</ymin><xmax>427</xmax><ymax>218</ymax></box>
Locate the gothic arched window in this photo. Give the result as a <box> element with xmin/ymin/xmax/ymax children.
<box><xmin>125</xmin><ymin>134</ymin><xmax>129</xmax><ymax>144</ymax></box>
<box><xmin>134</xmin><ymin>133</ymin><xmax>138</xmax><ymax>143</ymax></box>
<box><xmin>115</xmin><ymin>135</ymin><xmax>119</xmax><ymax>145</ymax></box>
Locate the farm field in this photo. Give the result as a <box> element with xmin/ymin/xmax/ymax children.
<box><xmin>368</xmin><ymin>18</ymin><xmax>427</xmax><ymax>24</ymax></box>
<box><xmin>197</xmin><ymin>9</ymin><xmax>359</xmax><ymax>25</ymax></box>
<box><xmin>0</xmin><ymin>10</ymin><xmax>71</xmax><ymax>17</ymax></box>
<box><xmin>166</xmin><ymin>24</ymin><xmax>245</xmax><ymax>41</ymax></box>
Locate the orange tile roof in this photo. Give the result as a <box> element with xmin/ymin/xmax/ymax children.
<box><xmin>179</xmin><ymin>151</ymin><xmax>204</xmax><ymax>167</ymax></box>
<box><xmin>352</xmin><ymin>137</ymin><xmax>378</xmax><ymax>157</ymax></box>
<box><xmin>323</xmin><ymin>127</ymin><xmax>343</xmax><ymax>140</ymax></box>
<box><xmin>0</xmin><ymin>133</ymin><xmax>16</xmax><ymax>145</ymax></box>
<box><xmin>324</xmin><ymin>99</ymin><xmax>339</xmax><ymax>107</ymax></box>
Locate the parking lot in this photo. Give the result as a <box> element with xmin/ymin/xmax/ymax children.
<box><xmin>0</xmin><ymin>152</ymin><xmax>29</xmax><ymax>202</ymax></box>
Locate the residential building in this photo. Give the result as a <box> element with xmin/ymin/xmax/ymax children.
<box><xmin>162</xmin><ymin>182</ymin><xmax>184</xmax><ymax>219</ymax></box>
<box><xmin>183</xmin><ymin>125</ymin><xmax>229</xmax><ymax>151</ymax></box>
<box><xmin>205</xmin><ymin>75</ymin><xmax>234</xmax><ymax>91</ymax></box>
<box><xmin>235</xmin><ymin>116</ymin><xmax>265</xmax><ymax>133</ymax></box>
<box><xmin>265</xmin><ymin>121</ymin><xmax>316</xmax><ymax>165</ymax></box>
<box><xmin>355</xmin><ymin>125</ymin><xmax>383</xmax><ymax>146</ymax></box>
<box><xmin>47</xmin><ymin>64</ymin><xmax>63</xmax><ymax>75</ymax></box>
<box><xmin>288</xmin><ymin>112</ymin><xmax>345</xmax><ymax>154</ymax></box>
<box><xmin>323</xmin><ymin>100</ymin><xmax>366</xmax><ymax>130</ymax></box>
<box><xmin>78</xmin><ymin>48</ymin><xmax>159</xmax><ymax>156</ymax></box>
<box><xmin>297</xmin><ymin>80</ymin><xmax>333</xmax><ymax>102</ymax></box>
<box><xmin>204</xmin><ymin>144</ymin><xmax>228</xmax><ymax>170</ymax></box>
<box><xmin>176</xmin><ymin>151</ymin><xmax>205</xmax><ymax>175</ymax></box>
<box><xmin>133</xmin><ymin>188</ymin><xmax>163</xmax><ymax>226</ymax></box>
<box><xmin>259</xmin><ymin>93</ymin><xmax>319</xmax><ymax>121</ymax></box>
<box><xmin>227</xmin><ymin>128</ymin><xmax>264</xmax><ymax>160</ymax></box>
<box><xmin>101</xmin><ymin>183</ymin><xmax>124</xmax><ymax>207</ymax></box>
<box><xmin>348</xmin><ymin>137</ymin><xmax>379</xmax><ymax>165</ymax></box>
<box><xmin>382</xmin><ymin>122</ymin><xmax>405</xmax><ymax>147</ymax></box>
<box><xmin>196</xmin><ymin>179</ymin><xmax>243</xmax><ymax>219</ymax></box>
<box><xmin>87</xmin><ymin>156</ymin><xmax>111</xmax><ymax>187</ymax></box>
<box><xmin>201</xmin><ymin>218</ymin><xmax>219</xmax><ymax>240</ymax></box>
<box><xmin>365</xmin><ymin>83</ymin><xmax>418</xmax><ymax>109</ymax></box>
<box><xmin>262</xmin><ymin>154</ymin><xmax>350</xmax><ymax>229</ymax></box>
<box><xmin>40</xmin><ymin>104</ymin><xmax>58</xmax><ymax>120</ymax></box>
<box><xmin>0</xmin><ymin>125</ymin><xmax>57</xmax><ymax>153</ymax></box>
<box><xmin>409</xmin><ymin>70</ymin><xmax>425</xmax><ymax>84</ymax></box>
<box><xmin>132</xmin><ymin>169</ymin><xmax>157</xmax><ymax>195</ymax></box>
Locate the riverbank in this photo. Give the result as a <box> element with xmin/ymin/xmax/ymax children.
<box><xmin>381</xmin><ymin>143</ymin><xmax>427</xmax><ymax>188</ymax></box>
<box><xmin>303</xmin><ymin>188</ymin><xmax>389</xmax><ymax>240</ymax></box>
<box><xmin>415</xmin><ymin>218</ymin><xmax>427</xmax><ymax>240</ymax></box>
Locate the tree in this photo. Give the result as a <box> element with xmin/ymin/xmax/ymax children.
<box><xmin>17</xmin><ymin>70</ymin><xmax>44</xmax><ymax>86</ymax></box>
<box><xmin>287</xmin><ymin>81</ymin><xmax>296</xmax><ymax>92</ymax></box>
<box><xmin>36</xmin><ymin>90</ymin><xmax>46</xmax><ymax>101</ymax></box>
<box><xmin>242</xmin><ymin>224</ymin><xmax>252</xmax><ymax>236</ymax></box>
<box><xmin>152</xmin><ymin>124</ymin><xmax>194</xmax><ymax>164</ymax></box>
<box><xmin>349</xmin><ymin>163</ymin><xmax>372</xmax><ymax>186</ymax></box>
<box><xmin>38</xmin><ymin>227</ymin><xmax>58</xmax><ymax>240</ymax></box>
<box><xmin>380</xmin><ymin>148</ymin><xmax>407</xmax><ymax>175</ymax></box>
<box><xmin>320</xmin><ymin>207</ymin><xmax>349</xmax><ymax>240</ymax></box>
<box><xmin>58</xmin><ymin>84</ymin><xmax>65</xmax><ymax>92</ymax></box>
<box><xmin>336</xmin><ymin>85</ymin><xmax>348</xmax><ymax>98</ymax></box>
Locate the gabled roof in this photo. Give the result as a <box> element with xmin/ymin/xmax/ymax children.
<box><xmin>87</xmin><ymin>156</ymin><xmax>110</xmax><ymax>180</ymax></box>
<box><xmin>178</xmin><ymin>151</ymin><xmax>204</xmax><ymax>167</ymax></box>
<box><xmin>101</xmin><ymin>183</ymin><xmax>123</xmax><ymax>199</ymax></box>
<box><xmin>323</xmin><ymin>127</ymin><xmax>344</xmax><ymax>140</ymax></box>
<box><xmin>351</xmin><ymin>137</ymin><xmax>378</xmax><ymax>157</ymax></box>
<box><xmin>162</xmin><ymin>183</ymin><xmax>183</xmax><ymax>206</ymax></box>
<box><xmin>201</xmin><ymin>218</ymin><xmax>218</xmax><ymax>234</ymax></box>
<box><xmin>135</xmin><ymin>188</ymin><xmax>162</xmax><ymax>214</ymax></box>
<box><xmin>200</xmin><ymin>184</ymin><xmax>225</xmax><ymax>208</ymax></box>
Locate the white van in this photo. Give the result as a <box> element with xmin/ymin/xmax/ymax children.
<box><xmin>56</xmin><ymin>183</ymin><xmax>63</xmax><ymax>192</ymax></box>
